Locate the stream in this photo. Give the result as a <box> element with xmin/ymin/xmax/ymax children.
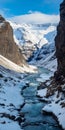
<box><xmin>21</xmin><ymin>67</ymin><xmax>61</xmax><ymax>130</ymax></box>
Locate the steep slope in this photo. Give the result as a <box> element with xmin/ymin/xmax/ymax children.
<box><xmin>0</xmin><ymin>55</ymin><xmax>37</xmax><ymax>73</ymax></box>
<box><xmin>0</xmin><ymin>15</ymin><xmax>25</xmax><ymax>65</ymax></box>
<box><xmin>55</xmin><ymin>0</ymin><xmax>65</xmax><ymax>77</ymax></box>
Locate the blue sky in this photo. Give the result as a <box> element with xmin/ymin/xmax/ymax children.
<box><xmin>0</xmin><ymin>0</ymin><xmax>63</xmax><ymax>18</ymax></box>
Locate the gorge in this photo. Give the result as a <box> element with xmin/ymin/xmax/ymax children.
<box><xmin>0</xmin><ymin>0</ymin><xmax>65</xmax><ymax>130</ymax></box>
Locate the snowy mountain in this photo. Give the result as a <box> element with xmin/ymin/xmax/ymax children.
<box><xmin>9</xmin><ymin>21</ymin><xmax>57</xmax><ymax>62</ymax></box>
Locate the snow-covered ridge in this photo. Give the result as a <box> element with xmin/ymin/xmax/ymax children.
<box><xmin>9</xmin><ymin>21</ymin><xmax>57</xmax><ymax>61</ymax></box>
<box><xmin>9</xmin><ymin>21</ymin><xmax>56</xmax><ymax>48</ymax></box>
<box><xmin>0</xmin><ymin>55</ymin><xmax>37</xmax><ymax>73</ymax></box>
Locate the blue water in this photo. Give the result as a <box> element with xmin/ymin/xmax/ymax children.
<box><xmin>21</xmin><ymin>67</ymin><xmax>61</xmax><ymax>130</ymax></box>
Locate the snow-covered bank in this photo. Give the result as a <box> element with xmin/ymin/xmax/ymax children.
<box><xmin>42</xmin><ymin>93</ymin><xmax>65</xmax><ymax>130</ymax></box>
<box><xmin>37</xmin><ymin>78</ymin><xmax>65</xmax><ymax>130</ymax></box>
<box><xmin>0</xmin><ymin>64</ymin><xmax>30</xmax><ymax>130</ymax></box>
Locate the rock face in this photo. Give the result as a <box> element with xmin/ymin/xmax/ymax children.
<box><xmin>0</xmin><ymin>15</ymin><xmax>25</xmax><ymax>65</ymax></box>
<box><xmin>55</xmin><ymin>0</ymin><xmax>65</xmax><ymax>77</ymax></box>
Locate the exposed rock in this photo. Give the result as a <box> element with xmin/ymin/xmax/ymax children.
<box><xmin>0</xmin><ymin>15</ymin><xmax>25</xmax><ymax>65</ymax></box>
<box><xmin>55</xmin><ymin>0</ymin><xmax>65</xmax><ymax>77</ymax></box>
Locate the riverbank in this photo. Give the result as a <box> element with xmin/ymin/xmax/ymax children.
<box><xmin>37</xmin><ymin>77</ymin><xmax>65</xmax><ymax>130</ymax></box>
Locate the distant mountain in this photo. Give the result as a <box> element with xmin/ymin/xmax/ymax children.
<box><xmin>9</xmin><ymin>21</ymin><xmax>57</xmax><ymax>64</ymax></box>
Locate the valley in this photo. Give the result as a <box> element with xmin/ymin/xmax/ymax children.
<box><xmin>0</xmin><ymin>1</ymin><xmax>65</xmax><ymax>129</ymax></box>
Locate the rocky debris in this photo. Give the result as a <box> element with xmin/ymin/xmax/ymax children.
<box><xmin>55</xmin><ymin>0</ymin><xmax>65</xmax><ymax>77</ymax></box>
<box><xmin>0</xmin><ymin>15</ymin><xmax>26</xmax><ymax>66</ymax></box>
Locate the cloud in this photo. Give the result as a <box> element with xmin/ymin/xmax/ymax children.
<box><xmin>10</xmin><ymin>11</ymin><xmax>60</xmax><ymax>24</ymax></box>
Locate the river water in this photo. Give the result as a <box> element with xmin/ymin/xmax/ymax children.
<box><xmin>21</xmin><ymin>67</ymin><xmax>61</xmax><ymax>130</ymax></box>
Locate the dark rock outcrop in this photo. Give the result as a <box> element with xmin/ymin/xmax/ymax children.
<box><xmin>0</xmin><ymin>15</ymin><xmax>25</xmax><ymax>65</ymax></box>
<box><xmin>55</xmin><ymin>0</ymin><xmax>65</xmax><ymax>77</ymax></box>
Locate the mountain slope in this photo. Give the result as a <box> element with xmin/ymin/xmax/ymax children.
<box><xmin>0</xmin><ymin>15</ymin><xmax>25</xmax><ymax>65</ymax></box>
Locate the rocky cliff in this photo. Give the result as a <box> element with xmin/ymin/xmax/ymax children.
<box><xmin>0</xmin><ymin>15</ymin><xmax>25</xmax><ymax>65</ymax></box>
<box><xmin>55</xmin><ymin>0</ymin><xmax>65</xmax><ymax>77</ymax></box>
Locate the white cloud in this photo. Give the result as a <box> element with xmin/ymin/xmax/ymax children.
<box><xmin>10</xmin><ymin>11</ymin><xmax>60</xmax><ymax>24</ymax></box>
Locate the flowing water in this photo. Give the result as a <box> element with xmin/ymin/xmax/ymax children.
<box><xmin>21</xmin><ymin>67</ymin><xmax>61</xmax><ymax>130</ymax></box>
